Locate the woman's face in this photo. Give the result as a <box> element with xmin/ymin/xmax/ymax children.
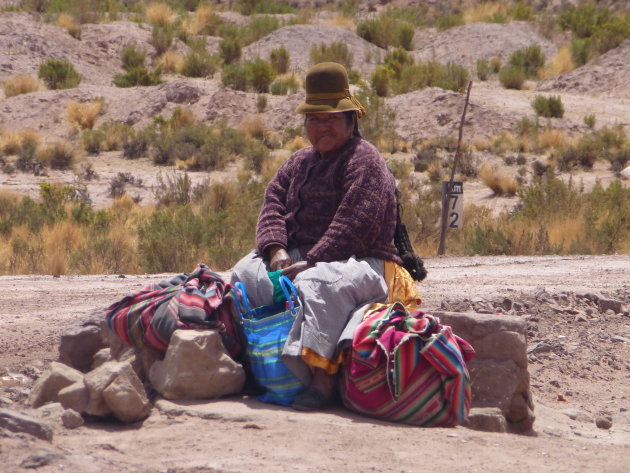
<box><xmin>305</xmin><ymin>112</ymin><xmax>355</xmax><ymax>155</ymax></box>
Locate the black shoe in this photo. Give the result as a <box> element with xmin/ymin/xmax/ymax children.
<box><xmin>292</xmin><ymin>387</ymin><xmax>334</xmax><ymax>411</ymax></box>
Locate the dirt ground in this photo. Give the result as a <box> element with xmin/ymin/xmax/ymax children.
<box><xmin>0</xmin><ymin>254</ymin><xmax>629</xmax><ymax>473</ymax></box>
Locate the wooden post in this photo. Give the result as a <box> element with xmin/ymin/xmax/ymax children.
<box><xmin>437</xmin><ymin>81</ymin><xmax>473</xmax><ymax>256</ymax></box>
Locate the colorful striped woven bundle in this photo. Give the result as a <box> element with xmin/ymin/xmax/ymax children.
<box><xmin>341</xmin><ymin>302</ymin><xmax>475</xmax><ymax>427</ymax></box>
<box><xmin>105</xmin><ymin>264</ymin><xmax>242</xmax><ymax>358</ymax></box>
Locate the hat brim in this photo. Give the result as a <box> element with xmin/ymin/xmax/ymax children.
<box><xmin>295</xmin><ymin>98</ymin><xmax>361</xmax><ymax>115</ymax></box>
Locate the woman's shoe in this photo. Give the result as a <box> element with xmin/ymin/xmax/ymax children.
<box><xmin>292</xmin><ymin>387</ymin><xmax>334</xmax><ymax>411</ymax></box>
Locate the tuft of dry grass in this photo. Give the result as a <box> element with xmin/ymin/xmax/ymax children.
<box><xmin>463</xmin><ymin>1</ymin><xmax>505</xmax><ymax>23</ymax></box>
<box><xmin>479</xmin><ymin>163</ymin><xmax>520</xmax><ymax>195</ymax></box>
<box><xmin>170</xmin><ymin>107</ymin><xmax>196</xmax><ymax>129</ymax></box>
<box><xmin>57</xmin><ymin>13</ymin><xmax>81</xmax><ymax>38</ymax></box>
<box><xmin>538</xmin><ymin>128</ymin><xmax>569</xmax><ymax>151</ymax></box>
<box><xmin>325</xmin><ymin>13</ymin><xmax>355</xmax><ymax>29</ymax></box>
<box><xmin>37</xmin><ymin>140</ymin><xmax>76</xmax><ymax>169</ymax></box>
<box><xmin>2</xmin><ymin>75</ymin><xmax>42</xmax><ymax>97</ymax></box>
<box><xmin>491</xmin><ymin>131</ymin><xmax>518</xmax><ymax>155</ymax></box>
<box><xmin>42</xmin><ymin>220</ymin><xmax>86</xmax><ymax>275</ymax></box>
<box><xmin>65</xmin><ymin>100</ymin><xmax>103</xmax><ymax>130</ymax></box>
<box><xmin>0</xmin><ymin>129</ymin><xmax>40</xmax><ymax>154</ymax></box>
<box><xmin>472</xmin><ymin>138</ymin><xmax>492</xmax><ymax>151</ymax></box>
<box><xmin>240</xmin><ymin>114</ymin><xmax>265</xmax><ymax>141</ymax></box>
<box><xmin>542</xmin><ymin>46</ymin><xmax>574</xmax><ymax>78</ymax></box>
<box><xmin>146</xmin><ymin>2</ymin><xmax>176</xmax><ymax>27</ymax></box>
<box><xmin>426</xmin><ymin>159</ymin><xmax>443</xmax><ymax>183</ymax></box>
<box><xmin>157</xmin><ymin>51</ymin><xmax>184</xmax><ymax>73</ymax></box>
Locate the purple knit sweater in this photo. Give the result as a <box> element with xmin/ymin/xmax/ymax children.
<box><xmin>256</xmin><ymin>137</ymin><xmax>402</xmax><ymax>265</ymax></box>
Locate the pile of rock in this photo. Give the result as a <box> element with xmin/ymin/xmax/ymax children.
<box><xmin>27</xmin><ymin>307</ymin><xmax>245</xmax><ymax>429</ymax></box>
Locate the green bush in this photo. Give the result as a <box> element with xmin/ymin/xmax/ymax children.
<box><xmin>248</xmin><ymin>57</ymin><xmax>276</xmax><ymax>93</ymax></box>
<box><xmin>509</xmin><ymin>2</ymin><xmax>535</xmax><ymax>21</ymax></box>
<box><xmin>150</xmin><ymin>25</ymin><xmax>174</xmax><ymax>55</ymax></box>
<box><xmin>570</xmin><ymin>37</ymin><xmax>593</xmax><ymax>66</ymax></box>
<box><xmin>235</xmin><ymin>0</ymin><xmax>294</xmax><ymax>15</ymax></box>
<box><xmin>309</xmin><ymin>41</ymin><xmax>353</xmax><ymax>71</ymax></box>
<box><xmin>269</xmin><ymin>45</ymin><xmax>289</xmax><ymax>74</ymax></box>
<box><xmin>435</xmin><ymin>12</ymin><xmax>464</xmax><ymax>31</ymax></box>
<box><xmin>81</xmin><ymin>129</ymin><xmax>105</xmax><ymax>154</ymax></box>
<box><xmin>121</xmin><ymin>45</ymin><xmax>146</xmax><ymax>71</ymax></box>
<box><xmin>476</xmin><ymin>58</ymin><xmax>491</xmax><ymax>81</ymax></box>
<box><xmin>38</xmin><ymin>58</ymin><xmax>82</xmax><ymax>89</ymax></box>
<box><xmin>531</xmin><ymin>95</ymin><xmax>565</xmax><ymax>118</ymax></box>
<box><xmin>583</xmin><ymin>114</ymin><xmax>596</xmax><ymax>129</ymax></box>
<box><xmin>222</xmin><ymin>63</ymin><xmax>249</xmax><ymax>90</ymax></box>
<box><xmin>219</xmin><ymin>37</ymin><xmax>241</xmax><ymax>64</ymax></box>
<box><xmin>592</xmin><ymin>16</ymin><xmax>630</xmax><ymax>54</ymax></box>
<box><xmin>113</xmin><ymin>66</ymin><xmax>162</xmax><ymax>87</ymax></box>
<box><xmin>371</xmin><ymin>66</ymin><xmax>392</xmax><ymax>97</ymax></box>
<box><xmin>508</xmin><ymin>45</ymin><xmax>545</xmax><ymax>78</ymax></box>
<box><xmin>181</xmin><ymin>49</ymin><xmax>218</xmax><ymax>78</ymax></box>
<box><xmin>584</xmin><ymin>181</ymin><xmax>630</xmax><ymax>253</ymax></box>
<box><xmin>558</xmin><ymin>4</ymin><xmax>612</xmax><ymax>38</ymax></box>
<box><xmin>498</xmin><ymin>65</ymin><xmax>525</xmax><ymax>89</ymax></box>
<box><xmin>353</xmin><ymin>86</ymin><xmax>399</xmax><ymax>149</ymax></box>
<box><xmin>356</xmin><ymin>16</ymin><xmax>415</xmax><ymax>50</ymax></box>
<box><xmin>269</xmin><ymin>80</ymin><xmax>288</xmax><ymax>95</ymax></box>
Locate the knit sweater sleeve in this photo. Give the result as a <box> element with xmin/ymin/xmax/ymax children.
<box><xmin>255</xmin><ymin>156</ymin><xmax>294</xmax><ymax>256</ymax></box>
<box><xmin>306</xmin><ymin>142</ymin><xmax>396</xmax><ymax>264</ymax></box>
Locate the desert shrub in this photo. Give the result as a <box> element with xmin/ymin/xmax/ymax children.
<box><xmin>235</xmin><ymin>0</ymin><xmax>294</xmax><ymax>15</ymax></box>
<box><xmin>269</xmin><ymin>45</ymin><xmax>289</xmax><ymax>74</ymax></box>
<box><xmin>122</xmin><ymin>128</ymin><xmax>152</xmax><ymax>159</ymax></box>
<box><xmin>558</xmin><ymin>4</ymin><xmax>612</xmax><ymax>38</ymax></box>
<box><xmin>2</xmin><ymin>75</ymin><xmax>41</xmax><ymax>97</ymax></box>
<box><xmin>476</xmin><ymin>59</ymin><xmax>491</xmax><ymax>81</ymax></box>
<box><xmin>222</xmin><ymin>63</ymin><xmax>249</xmax><ymax>90</ymax></box>
<box><xmin>508</xmin><ymin>45</ymin><xmax>545</xmax><ymax>78</ymax></box>
<box><xmin>309</xmin><ymin>41</ymin><xmax>353</xmax><ymax>70</ymax></box>
<box><xmin>356</xmin><ymin>16</ymin><xmax>415</xmax><ymax>50</ymax></box>
<box><xmin>593</xmin><ymin>16</ymin><xmax>630</xmax><ymax>54</ymax></box>
<box><xmin>81</xmin><ymin>129</ymin><xmax>105</xmax><ymax>154</ymax></box>
<box><xmin>100</xmin><ymin>122</ymin><xmax>133</xmax><ymax>151</ymax></box>
<box><xmin>184</xmin><ymin>5</ymin><xmax>222</xmax><ymax>36</ymax></box>
<box><xmin>65</xmin><ymin>100</ymin><xmax>103</xmax><ymax>130</ymax></box>
<box><xmin>57</xmin><ymin>13</ymin><xmax>81</xmax><ymax>38</ymax></box>
<box><xmin>516</xmin><ymin>116</ymin><xmax>539</xmax><ymax>137</ymax></box>
<box><xmin>498</xmin><ymin>65</ymin><xmax>525</xmax><ymax>89</ymax></box>
<box><xmin>490</xmin><ymin>56</ymin><xmax>502</xmax><ymax>73</ymax></box>
<box><xmin>435</xmin><ymin>12</ymin><xmax>464</xmax><ymax>31</ymax></box>
<box><xmin>151</xmin><ymin>25</ymin><xmax>174</xmax><ymax>55</ymax></box>
<box><xmin>583</xmin><ymin>180</ymin><xmax>630</xmax><ymax>253</ymax></box>
<box><xmin>38</xmin><ymin>58</ymin><xmax>81</xmax><ymax>89</ymax></box>
<box><xmin>387</xmin><ymin>158</ymin><xmax>413</xmax><ymax>180</ymax></box>
<box><xmin>248</xmin><ymin>57</ymin><xmax>275</xmax><ymax>93</ymax></box>
<box><xmin>38</xmin><ymin>141</ymin><xmax>75</xmax><ymax>169</ymax></box>
<box><xmin>121</xmin><ymin>44</ymin><xmax>146</xmax><ymax>71</ymax></box>
<box><xmin>146</xmin><ymin>2</ymin><xmax>176</xmax><ymax>27</ymax></box>
<box><xmin>353</xmin><ymin>86</ymin><xmax>399</xmax><ymax>151</ymax></box>
<box><xmin>15</xmin><ymin>138</ymin><xmax>42</xmax><ymax>174</ymax></box>
<box><xmin>244</xmin><ymin>14</ymin><xmax>281</xmax><ymax>43</ymax></box>
<box><xmin>370</xmin><ymin>66</ymin><xmax>392</xmax><ymax>97</ymax></box>
<box><xmin>531</xmin><ymin>95</ymin><xmax>564</xmax><ymax>118</ymax></box>
<box><xmin>219</xmin><ymin>37</ymin><xmax>241</xmax><ymax>64</ymax></box>
<box><xmin>544</xmin><ymin>46</ymin><xmax>574</xmax><ymax>77</ymax></box>
<box><xmin>113</xmin><ymin>66</ymin><xmax>162</xmax><ymax>87</ymax></box>
<box><xmin>153</xmin><ymin>172</ymin><xmax>193</xmax><ymax>207</ymax></box>
<box><xmin>509</xmin><ymin>2</ymin><xmax>534</xmax><ymax>21</ymax></box>
<box><xmin>181</xmin><ymin>48</ymin><xmax>218</xmax><ymax>78</ymax></box>
<box><xmin>583</xmin><ymin>114</ymin><xmax>596</xmax><ymax>129</ymax></box>
<box><xmin>570</xmin><ymin>37</ymin><xmax>593</xmax><ymax>66</ymax></box>
<box><xmin>256</xmin><ymin>94</ymin><xmax>267</xmax><ymax>112</ymax></box>
<box><xmin>109</xmin><ymin>172</ymin><xmax>143</xmax><ymax>198</ymax></box>
<box><xmin>479</xmin><ymin>163</ymin><xmax>519</xmax><ymax>196</ymax></box>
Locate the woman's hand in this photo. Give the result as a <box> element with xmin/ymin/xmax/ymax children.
<box><xmin>269</xmin><ymin>246</ymin><xmax>291</xmax><ymax>271</ymax></box>
<box><xmin>281</xmin><ymin>261</ymin><xmax>314</xmax><ymax>280</ymax></box>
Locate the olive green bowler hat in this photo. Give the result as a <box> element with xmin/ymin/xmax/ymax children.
<box><xmin>295</xmin><ymin>62</ymin><xmax>366</xmax><ymax>117</ymax></box>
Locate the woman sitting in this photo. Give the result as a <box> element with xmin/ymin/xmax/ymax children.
<box><xmin>231</xmin><ymin>62</ymin><xmax>419</xmax><ymax>411</ymax></box>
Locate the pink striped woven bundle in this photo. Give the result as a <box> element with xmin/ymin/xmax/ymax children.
<box><xmin>341</xmin><ymin>302</ymin><xmax>475</xmax><ymax>427</ymax></box>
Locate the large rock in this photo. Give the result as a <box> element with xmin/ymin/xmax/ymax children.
<box><xmin>28</xmin><ymin>362</ymin><xmax>84</xmax><ymax>408</ymax></box>
<box><xmin>435</xmin><ymin>311</ymin><xmax>535</xmax><ymax>432</ymax></box>
<box><xmin>83</xmin><ymin>361</ymin><xmax>127</xmax><ymax>416</ymax></box>
<box><xmin>463</xmin><ymin>407</ymin><xmax>507</xmax><ymax>433</ymax></box>
<box><xmin>58</xmin><ymin>307</ymin><xmax>109</xmax><ymax>371</ymax></box>
<box><xmin>149</xmin><ymin>330</ymin><xmax>245</xmax><ymax>400</ymax></box>
<box><xmin>0</xmin><ymin>408</ymin><xmax>53</xmax><ymax>441</ymax></box>
<box><xmin>57</xmin><ymin>381</ymin><xmax>89</xmax><ymax>414</ymax></box>
<box><xmin>102</xmin><ymin>363</ymin><xmax>151</xmax><ymax>423</ymax></box>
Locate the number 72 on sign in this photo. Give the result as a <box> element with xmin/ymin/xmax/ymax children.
<box><xmin>441</xmin><ymin>181</ymin><xmax>464</xmax><ymax>229</ymax></box>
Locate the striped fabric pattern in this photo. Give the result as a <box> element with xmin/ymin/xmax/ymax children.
<box><xmin>341</xmin><ymin>302</ymin><xmax>475</xmax><ymax>427</ymax></box>
<box><xmin>105</xmin><ymin>264</ymin><xmax>239</xmax><ymax>356</ymax></box>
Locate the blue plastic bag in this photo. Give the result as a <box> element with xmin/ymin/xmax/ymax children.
<box><xmin>233</xmin><ymin>276</ymin><xmax>304</xmax><ymax>406</ymax></box>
